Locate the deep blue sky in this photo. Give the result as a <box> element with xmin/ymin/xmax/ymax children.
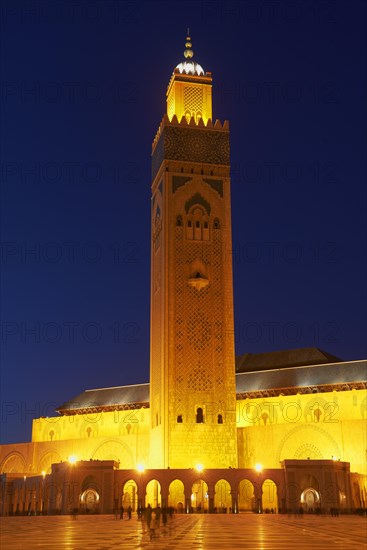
<box><xmin>1</xmin><ymin>0</ymin><xmax>366</xmax><ymax>444</ymax></box>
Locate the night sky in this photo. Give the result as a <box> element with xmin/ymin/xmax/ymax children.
<box><xmin>1</xmin><ymin>0</ymin><xmax>366</xmax><ymax>444</ymax></box>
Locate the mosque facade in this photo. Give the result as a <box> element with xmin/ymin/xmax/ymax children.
<box><xmin>0</xmin><ymin>37</ymin><xmax>366</xmax><ymax>516</ymax></box>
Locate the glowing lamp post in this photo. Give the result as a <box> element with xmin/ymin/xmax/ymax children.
<box><xmin>23</xmin><ymin>476</ymin><xmax>27</xmax><ymax>514</ymax></box>
<box><xmin>195</xmin><ymin>464</ymin><xmax>204</xmax><ymax>511</ymax></box>
<box><xmin>68</xmin><ymin>456</ymin><xmax>78</xmax><ymax>514</ymax></box>
<box><xmin>136</xmin><ymin>464</ymin><xmax>145</xmax><ymax>510</ymax></box>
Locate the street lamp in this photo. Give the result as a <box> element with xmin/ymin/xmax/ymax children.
<box><xmin>68</xmin><ymin>456</ymin><xmax>78</xmax><ymax>514</ymax></box>
<box><xmin>136</xmin><ymin>464</ymin><xmax>145</xmax><ymax>511</ymax></box>
<box><xmin>195</xmin><ymin>464</ymin><xmax>204</xmax><ymax>511</ymax></box>
<box><xmin>23</xmin><ymin>476</ymin><xmax>26</xmax><ymax>514</ymax></box>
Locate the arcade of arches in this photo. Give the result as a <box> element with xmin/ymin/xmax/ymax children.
<box><xmin>1</xmin><ymin>460</ymin><xmax>365</xmax><ymax>516</ymax></box>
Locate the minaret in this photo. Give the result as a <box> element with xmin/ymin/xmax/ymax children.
<box><xmin>150</xmin><ymin>35</ymin><xmax>237</xmax><ymax>468</ymax></box>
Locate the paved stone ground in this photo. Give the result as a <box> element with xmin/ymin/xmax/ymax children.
<box><xmin>1</xmin><ymin>513</ymin><xmax>366</xmax><ymax>549</ymax></box>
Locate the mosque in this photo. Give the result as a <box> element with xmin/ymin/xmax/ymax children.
<box><xmin>0</xmin><ymin>36</ymin><xmax>366</xmax><ymax>516</ymax></box>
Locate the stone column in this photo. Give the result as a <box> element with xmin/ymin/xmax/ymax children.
<box><xmin>185</xmin><ymin>496</ymin><xmax>191</xmax><ymax>513</ymax></box>
<box><xmin>344</xmin><ymin>468</ymin><xmax>352</xmax><ymax>511</ymax></box>
<box><xmin>255</xmin><ymin>482</ymin><xmax>263</xmax><ymax>513</ymax></box>
<box><xmin>207</xmin><ymin>483</ymin><xmax>215</xmax><ymax>513</ymax></box>
<box><xmin>160</xmin><ymin>486</ymin><xmax>169</xmax><ymax>509</ymax></box>
<box><xmin>136</xmin><ymin>479</ymin><xmax>145</xmax><ymax>509</ymax></box>
<box><xmin>231</xmin><ymin>491</ymin><xmax>238</xmax><ymax>513</ymax></box>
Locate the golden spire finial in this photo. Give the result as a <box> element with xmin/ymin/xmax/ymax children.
<box><xmin>184</xmin><ymin>29</ymin><xmax>193</xmax><ymax>59</ymax></box>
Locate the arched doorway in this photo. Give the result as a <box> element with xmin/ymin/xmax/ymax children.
<box><xmin>238</xmin><ymin>479</ymin><xmax>255</xmax><ymax>512</ymax></box>
<box><xmin>122</xmin><ymin>479</ymin><xmax>138</xmax><ymax>511</ymax></box>
<box><xmin>191</xmin><ymin>479</ymin><xmax>208</xmax><ymax>512</ymax></box>
<box><xmin>80</xmin><ymin>475</ymin><xmax>99</xmax><ymax>513</ymax></box>
<box><xmin>1</xmin><ymin>453</ymin><xmax>26</xmax><ymax>474</ymax></box>
<box><xmin>13</xmin><ymin>485</ymin><xmax>21</xmax><ymax>515</ymax></box>
<box><xmin>262</xmin><ymin>479</ymin><xmax>278</xmax><ymax>513</ymax></box>
<box><xmin>339</xmin><ymin>491</ymin><xmax>347</xmax><ymax>510</ymax></box>
<box><xmin>145</xmin><ymin>480</ymin><xmax>161</xmax><ymax>508</ymax></box>
<box><xmin>80</xmin><ymin>489</ymin><xmax>99</xmax><ymax>513</ymax></box>
<box><xmin>168</xmin><ymin>479</ymin><xmax>185</xmax><ymax>512</ymax></box>
<box><xmin>300</xmin><ymin>488</ymin><xmax>320</xmax><ymax>512</ymax></box>
<box><xmin>214</xmin><ymin>479</ymin><xmax>231</xmax><ymax>512</ymax></box>
<box><xmin>37</xmin><ymin>451</ymin><xmax>62</xmax><ymax>475</ymax></box>
<box><xmin>352</xmin><ymin>481</ymin><xmax>361</xmax><ymax>508</ymax></box>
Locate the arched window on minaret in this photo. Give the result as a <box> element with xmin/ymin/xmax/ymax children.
<box><xmin>185</xmin><ymin>205</ymin><xmax>211</xmax><ymax>241</ymax></box>
<box><xmin>213</xmin><ymin>218</ymin><xmax>221</xmax><ymax>229</ymax></box>
<box><xmin>196</xmin><ymin>407</ymin><xmax>204</xmax><ymax>423</ymax></box>
<box><xmin>217</xmin><ymin>414</ymin><xmax>223</xmax><ymax>424</ymax></box>
<box><xmin>177</xmin><ymin>414</ymin><xmax>183</xmax><ymax>423</ymax></box>
<box><xmin>186</xmin><ymin>219</ymin><xmax>193</xmax><ymax>239</ymax></box>
<box><xmin>203</xmin><ymin>220</ymin><xmax>209</xmax><ymax>240</ymax></box>
<box><xmin>154</xmin><ymin>206</ymin><xmax>162</xmax><ymax>252</ymax></box>
<box><xmin>194</xmin><ymin>220</ymin><xmax>201</xmax><ymax>240</ymax></box>
<box><xmin>176</xmin><ymin>215</ymin><xmax>183</xmax><ymax>227</ymax></box>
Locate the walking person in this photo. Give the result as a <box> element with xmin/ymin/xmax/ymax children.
<box><xmin>120</xmin><ymin>506</ymin><xmax>124</xmax><ymax>520</ymax></box>
<box><xmin>155</xmin><ymin>505</ymin><xmax>161</xmax><ymax>527</ymax></box>
<box><xmin>146</xmin><ymin>504</ymin><xmax>152</xmax><ymax>533</ymax></box>
<box><xmin>150</xmin><ymin>510</ymin><xmax>158</xmax><ymax>540</ymax></box>
<box><xmin>127</xmin><ymin>505</ymin><xmax>132</xmax><ymax>519</ymax></box>
<box><xmin>162</xmin><ymin>507</ymin><xmax>167</xmax><ymax>530</ymax></box>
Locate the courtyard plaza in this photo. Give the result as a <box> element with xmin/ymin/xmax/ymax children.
<box><xmin>0</xmin><ymin>513</ymin><xmax>366</xmax><ymax>549</ymax></box>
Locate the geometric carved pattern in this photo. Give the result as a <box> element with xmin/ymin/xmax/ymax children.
<box><xmin>294</xmin><ymin>444</ymin><xmax>323</xmax><ymax>460</ymax></box>
<box><xmin>0</xmin><ymin>452</ymin><xmax>26</xmax><ymax>474</ymax></box>
<box><xmin>167</xmin><ymin>92</ymin><xmax>174</xmax><ymax>121</ymax></box>
<box><xmin>203</xmin><ymin>178</ymin><xmax>223</xmax><ymax>197</ymax></box>
<box><xmin>151</xmin><ymin>224</ymin><xmax>162</xmax><ymax>425</ymax></box>
<box><xmin>184</xmin><ymin>86</ymin><xmax>203</xmax><ymax>114</ymax></box>
<box><xmin>38</xmin><ymin>451</ymin><xmax>63</xmax><ymax>474</ymax></box>
<box><xmin>91</xmin><ymin>439</ymin><xmax>135</xmax><ymax>469</ymax></box>
<box><xmin>174</xmin><ymin>215</ymin><xmax>225</xmax><ymax>408</ymax></box>
<box><xmin>187</xmin><ymin>312</ymin><xmax>211</xmax><ymax>350</ymax></box>
<box><xmin>174</xmin><ymin>226</ymin><xmax>185</xmax><ymax>408</ymax></box>
<box><xmin>187</xmin><ymin>367</ymin><xmax>213</xmax><ymax>391</ymax></box>
<box><xmin>152</xmin><ymin>126</ymin><xmax>230</xmax><ymax>179</ymax></box>
<box><xmin>185</xmin><ymin>192</ymin><xmax>211</xmax><ymax>215</ymax></box>
<box><xmin>172</xmin><ymin>175</ymin><xmax>192</xmax><ymax>193</ymax></box>
<box><xmin>275</xmin><ymin>424</ymin><xmax>341</xmax><ymax>464</ymax></box>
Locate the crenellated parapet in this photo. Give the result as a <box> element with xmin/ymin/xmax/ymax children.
<box><xmin>152</xmin><ymin>114</ymin><xmax>229</xmax><ymax>153</ymax></box>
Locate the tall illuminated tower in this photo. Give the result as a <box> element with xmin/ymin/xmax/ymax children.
<box><xmin>150</xmin><ymin>35</ymin><xmax>237</xmax><ymax>468</ymax></box>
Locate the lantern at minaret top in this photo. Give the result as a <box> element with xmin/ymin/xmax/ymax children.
<box><xmin>166</xmin><ymin>33</ymin><xmax>213</xmax><ymax>125</ymax></box>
